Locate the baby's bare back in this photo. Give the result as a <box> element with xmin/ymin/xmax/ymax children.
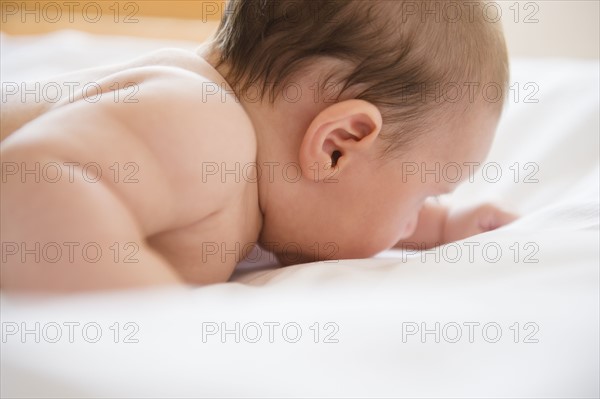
<box><xmin>0</xmin><ymin>49</ymin><xmax>262</xmax><ymax>292</ymax></box>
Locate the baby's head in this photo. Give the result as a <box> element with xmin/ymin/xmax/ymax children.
<box><xmin>207</xmin><ymin>0</ymin><xmax>508</xmax><ymax>263</ymax></box>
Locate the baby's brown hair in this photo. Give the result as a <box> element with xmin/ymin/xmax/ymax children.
<box><xmin>212</xmin><ymin>0</ymin><xmax>508</xmax><ymax>153</ymax></box>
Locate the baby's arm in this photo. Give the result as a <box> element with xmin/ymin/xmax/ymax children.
<box><xmin>395</xmin><ymin>201</ymin><xmax>518</xmax><ymax>249</ymax></box>
<box><xmin>1</xmin><ymin>149</ymin><xmax>182</xmax><ymax>292</ymax></box>
<box><xmin>1</xmin><ymin>106</ymin><xmax>182</xmax><ymax>292</ymax></box>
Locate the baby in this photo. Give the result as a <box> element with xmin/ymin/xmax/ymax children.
<box><xmin>0</xmin><ymin>0</ymin><xmax>517</xmax><ymax>292</ymax></box>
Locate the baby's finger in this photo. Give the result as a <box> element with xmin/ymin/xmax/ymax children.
<box><xmin>487</xmin><ymin>208</ymin><xmax>519</xmax><ymax>231</ymax></box>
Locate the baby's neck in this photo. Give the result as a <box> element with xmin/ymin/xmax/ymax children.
<box><xmin>198</xmin><ymin>46</ymin><xmax>306</xmax><ymax>217</ymax></box>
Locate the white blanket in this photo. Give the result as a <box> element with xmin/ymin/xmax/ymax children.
<box><xmin>1</xmin><ymin>31</ymin><xmax>599</xmax><ymax>398</ymax></box>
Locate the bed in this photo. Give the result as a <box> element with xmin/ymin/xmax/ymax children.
<box><xmin>1</xmin><ymin>30</ymin><xmax>598</xmax><ymax>398</ymax></box>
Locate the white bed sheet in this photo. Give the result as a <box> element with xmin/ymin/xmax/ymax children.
<box><xmin>1</xmin><ymin>31</ymin><xmax>599</xmax><ymax>398</ymax></box>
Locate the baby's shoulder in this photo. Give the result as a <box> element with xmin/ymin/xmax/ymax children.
<box><xmin>108</xmin><ymin>60</ymin><xmax>256</xmax><ymax>165</ymax></box>
<box><xmin>85</xmin><ymin>60</ymin><xmax>257</xmax><ymax>221</ymax></box>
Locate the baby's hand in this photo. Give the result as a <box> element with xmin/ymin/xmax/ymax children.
<box><xmin>442</xmin><ymin>203</ymin><xmax>518</xmax><ymax>244</ymax></box>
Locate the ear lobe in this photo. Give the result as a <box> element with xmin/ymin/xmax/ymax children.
<box><xmin>299</xmin><ymin>99</ymin><xmax>382</xmax><ymax>181</ymax></box>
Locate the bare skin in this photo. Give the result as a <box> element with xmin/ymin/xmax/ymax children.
<box><xmin>0</xmin><ymin>47</ymin><xmax>516</xmax><ymax>292</ymax></box>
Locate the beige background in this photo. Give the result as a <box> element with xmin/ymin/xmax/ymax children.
<box><xmin>1</xmin><ymin>0</ymin><xmax>599</xmax><ymax>58</ymax></box>
<box><xmin>500</xmin><ymin>0</ymin><xmax>599</xmax><ymax>58</ymax></box>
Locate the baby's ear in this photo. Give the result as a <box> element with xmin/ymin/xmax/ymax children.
<box><xmin>299</xmin><ymin>99</ymin><xmax>382</xmax><ymax>181</ymax></box>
